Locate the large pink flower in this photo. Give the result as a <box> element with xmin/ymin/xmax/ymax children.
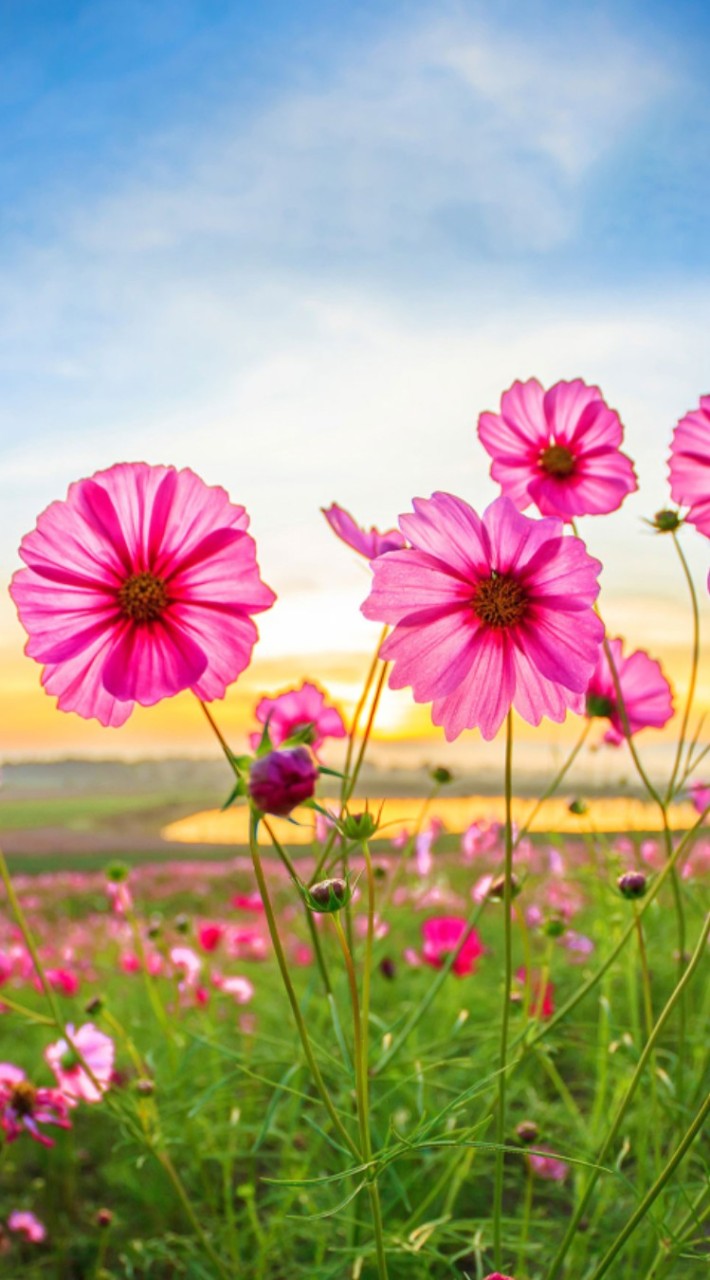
<box><xmin>478</xmin><ymin>378</ymin><xmax>637</xmax><ymax>520</ymax></box>
<box><xmin>249</xmin><ymin>680</ymin><xmax>346</xmax><ymax>753</ymax></box>
<box><xmin>322</xmin><ymin>503</ymin><xmax>406</xmax><ymax>559</ymax></box>
<box><xmin>45</xmin><ymin>1023</ymin><xmax>115</xmax><ymax>1105</ymax></box>
<box><xmin>361</xmin><ymin>493</ymin><xmax>604</xmax><ymax>741</ymax></box>
<box><xmin>585</xmin><ymin>638</ymin><xmax>674</xmax><ymax>744</ymax></box>
<box><xmin>10</xmin><ymin>463</ymin><xmax>276</xmax><ymax>727</ymax></box>
<box><xmin>668</xmin><ymin>396</ymin><xmax>710</xmax><ymax>537</ymax></box>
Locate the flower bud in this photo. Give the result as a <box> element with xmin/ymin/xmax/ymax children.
<box><xmin>304</xmin><ymin>877</ymin><xmax>350</xmax><ymax>914</ymax></box>
<box><xmin>104</xmin><ymin>860</ymin><xmax>130</xmax><ymax>883</ymax></box>
<box><xmin>617</xmin><ymin>870</ymin><xmax>648</xmax><ymax>899</ymax></box>
<box><xmin>174</xmin><ymin>913</ymin><xmax>190</xmax><ymax>934</ymax></box>
<box><xmin>568</xmin><ymin>796</ymin><xmax>588</xmax><ymax>816</ymax></box>
<box><xmin>379</xmin><ymin>957</ymin><xmax>396</xmax><ymax>980</ymax></box>
<box><xmin>488</xmin><ymin>872</ymin><xmax>522</xmax><ymax>901</ymax></box>
<box><xmin>516</xmin><ymin>1119</ymin><xmax>539</xmax><ymax>1144</ymax></box>
<box><xmin>431</xmin><ymin>766</ymin><xmax>453</xmax><ymax>785</ymax></box>
<box><xmin>135</xmin><ymin>1078</ymin><xmax>155</xmax><ymax>1096</ymax></box>
<box><xmin>544</xmin><ymin>914</ymin><xmax>566</xmax><ymax>938</ymax></box>
<box><xmin>248</xmin><ymin>747</ymin><xmax>318</xmax><ymax>816</ymax></box>
<box><xmin>96</xmin><ymin>1208</ymin><xmax>113</xmax><ymax>1229</ymax></box>
<box><xmin>340</xmin><ymin>810</ymin><xmax>379</xmax><ymax>840</ymax></box>
<box><xmin>84</xmin><ymin>995</ymin><xmax>104</xmax><ymax>1016</ymax></box>
<box><xmin>651</xmin><ymin>508</ymin><xmax>682</xmax><ymax>533</ymax></box>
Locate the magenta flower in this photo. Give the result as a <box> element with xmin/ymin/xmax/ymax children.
<box><xmin>248</xmin><ymin>747</ymin><xmax>318</xmax><ymax>816</ymax></box>
<box><xmin>668</xmin><ymin>396</ymin><xmax>710</xmax><ymax>536</ymax></box>
<box><xmin>585</xmin><ymin>637</ymin><xmax>674</xmax><ymax>744</ymax></box>
<box><xmin>362</xmin><ymin>493</ymin><xmax>604</xmax><ymax>741</ymax></box>
<box><xmin>527</xmin><ymin>1147</ymin><xmax>569</xmax><ymax>1182</ymax></box>
<box><xmin>421</xmin><ymin>916</ymin><xmax>484</xmax><ymax>976</ymax></box>
<box><xmin>483</xmin><ymin>1274</ymin><xmax>517</xmax><ymax>1280</ymax></box>
<box><xmin>322</xmin><ymin>503</ymin><xmax>406</xmax><ymax>559</ymax></box>
<box><xmin>250</xmin><ymin>681</ymin><xmax>346</xmax><ymax>753</ymax></box>
<box><xmin>0</xmin><ymin>1063</ymin><xmax>72</xmax><ymax>1147</ymax></box>
<box><xmin>10</xmin><ymin>463</ymin><xmax>276</xmax><ymax>727</ymax></box>
<box><xmin>7</xmin><ymin>1211</ymin><xmax>46</xmax><ymax>1244</ymax></box>
<box><xmin>478</xmin><ymin>378</ymin><xmax>637</xmax><ymax>520</ymax></box>
<box><xmin>45</xmin><ymin>1023</ymin><xmax>115</xmax><ymax>1105</ymax></box>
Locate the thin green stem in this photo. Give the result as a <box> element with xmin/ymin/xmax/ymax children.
<box><xmin>634</xmin><ymin>904</ymin><xmax>662</xmax><ymax>1175</ymax></box>
<box><xmin>666</xmin><ymin>531</ymin><xmax>701</xmax><ymax>802</ymax></box>
<box><xmin>587</xmin><ymin>1090</ymin><xmax>710</xmax><ymax>1280</ymax></box>
<box><xmin>516</xmin><ymin>1166</ymin><xmax>534</xmax><ymax>1279</ymax></box>
<box><xmin>545</xmin><ymin>911</ymin><xmax>710</xmax><ymax>1280</ymax></box>
<box><xmin>647</xmin><ymin>1182</ymin><xmax>710</xmax><ymax>1277</ymax></box>
<box><xmin>263</xmin><ymin>818</ymin><xmax>333</xmax><ymax>997</ymax></box>
<box><xmin>248</xmin><ymin>812</ymin><xmax>360</xmax><ymax>1161</ymax></box>
<box><xmin>517</xmin><ymin>719</ymin><xmax>591</xmax><ymax>842</ymax></box>
<box><xmin>156</xmin><ymin>1146</ymin><xmax>232</xmax><ymax>1280</ymax></box>
<box><xmin>493</xmin><ymin>711</ymin><xmax>514</xmax><ymax>1271</ymax></box>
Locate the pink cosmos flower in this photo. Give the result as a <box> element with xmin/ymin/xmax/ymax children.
<box><xmin>249</xmin><ymin>680</ymin><xmax>346</xmax><ymax>753</ymax></box>
<box><xmin>10</xmin><ymin>463</ymin><xmax>276</xmax><ymax>727</ymax></box>
<box><xmin>515</xmin><ymin>968</ymin><xmax>555</xmax><ymax>1019</ymax></box>
<box><xmin>0</xmin><ymin>1063</ymin><xmax>72</xmax><ymax>1146</ymax></box>
<box><xmin>197</xmin><ymin>922</ymin><xmax>225</xmax><ymax>953</ymax></box>
<box><xmin>527</xmin><ymin>1147</ymin><xmax>569</xmax><ymax>1182</ymax></box>
<box><xmin>483</xmin><ymin>1274</ymin><xmax>517</xmax><ymax>1280</ymax></box>
<box><xmin>585</xmin><ymin>637</ymin><xmax>674</xmax><ymax>744</ymax></box>
<box><xmin>478</xmin><ymin>378</ymin><xmax>637</xmax><ymax>520</ymax></box>
<box><xmin>45</xmin><ymin>1023</ymin><xmax>115</xmax><ymax>1104</ymax></box>
<box><xmin>7</xmin><ymin>1211</ymin><xmax>46</xmax><ymax>1243</ymax></box>
<box><xmin>668</xmin><ymin>396</ymin><xmax>710</xmax><ymax>536</ymax></box>
<box><xmin>362</xmin><ymin>493</ymin><xmax>604</xmax><ymax>741</ymax></box>
<box><xmin>322</xmin><ymin>503</ymin><xmax>406</xmax><ymax>559</ymax></box>
<box><xmin>421</xmin><ymin>916</ymin><xmax>484</xmax><ymax>976</ymax></box>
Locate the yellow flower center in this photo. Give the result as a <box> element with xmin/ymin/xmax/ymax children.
<box><xmin>118</xmin><ymin>572</ymin><xmax>169</xmax><ymax>623</ymax></box>
<box><xmin>472</xmin><ymin>574</ymin><xmax>527</xmax><ymax>628</ymax></box>
<box><xmin>540</xmin><ymin>443</ymin><xmax>575</xmax><ymax>477</ymax></box>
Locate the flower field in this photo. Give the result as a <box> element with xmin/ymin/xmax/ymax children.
<box><xmin>0</xmin><ymin>378</ymin><xmax>708</xmax><ymax>1278</ymax></box>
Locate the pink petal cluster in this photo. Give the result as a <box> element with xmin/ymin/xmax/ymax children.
<box><xmin>362</xmin><ymin>493</ymin><xmax>604</xmax><ymax>741</ymax></box>
<box><xmin>585</xmin><ymin>638</ymin><xmax>674</xmax><ymax>744</ymax></box>
<box><xmin>0</xmin><ymin>1063</ymin><xmax>72</xmax><ymax>1146</ymax></box>
<box><xmin>250</xmin><ymin>681</ymin><xmax>346</xmax><ymax>753</ymax></box>
<box><xmin>421</xmin><ymin>916</ymin><xmax>484</xmax><ymax>976</ymax></box>
<box><xmin>668</xmin><ymin>396</ymin><xmax>710</xmax><ymax>536</ymax></box>
<box><xmin>526</xmin><ymin>1147</ymin><xmax>569</xmax><ymax>1182</ymax></box>
<box><xmin>7</xmin><ymin>1211</ymin><xmax>46</xmax><ymax>1243</ymax></box>
<box><xmin>45</xmin><ymin>1023</ymin><xmax>115</xmax><ymax>1105</ymax></box>
<box><xmin>478</xmin><ymin>378</ymin><xmax>637</xmax><ymax>520</ymax></box>
<box><xmin>688</xmin><ymin>780</ymin><xmax>710</xmax><ymax>813</ymax></box>
<box><xmin>322</xmin><ymin>503</ymin><xmax>406</xmax><ymax>559</ymax></box>
<box><xmin>10</xmin><ymin>463</ymin><xmax>275</xmax><ymax>727</ymax></box>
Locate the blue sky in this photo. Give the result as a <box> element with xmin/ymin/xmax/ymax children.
<box><xmin>1</xmin><ymin>0</ymin><xmax>709</xmax><ymax>755</ymax></box>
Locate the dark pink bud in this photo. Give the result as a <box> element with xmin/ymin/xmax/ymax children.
<box><xmin>617</xmin><ymin>871</ymin><xmax>648</xmax><ymax>899</ymax></box>
<box><xmin>248</xmin><ymin>747</ymin><xmax>318</xmax><ymax>816</ymax></box>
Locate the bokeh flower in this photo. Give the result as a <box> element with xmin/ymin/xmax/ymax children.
<box><xmin>7</xmin><ymin>1211</ymin><xmax>46</xmax><ymax>1243</ymax></box>
<box><xmin>668</xmin><ymin>396</ymin><xmax>710</xmax><ymax>536</ymax></box>
<box><xmin>45</xmin><ymin>1023</ymin><xmax>115</xmax><ymax>1105</ymax></box>
<box><xmin>688</xmin><ymin>780</ymin><xmax>710</xmax><ymax>813</ymax></box>
<box><xmin>10</xmin><ymin>463</ymin><xmax>275</xmax><ymax>727</ymax></box>
<box><xmin>322</xmin><ymin>503</ymin><xmax>406</xmax><ymax>559</ymax></box>
<box><xmin>362</xmin><ymin>493</ymin><xmax>604</xmax><ymax>741</ymax></box>
<box><xmin>478</xmin><ymin>378</ymin><xmax>637</xmax><ymax>520</ymax></box>
<box><xmin>0</xmin><ymin>1064</ymin><xmax>72</xmax><ymax>1146</ymax></box>
<box><xmin>421</xmin><ymin>916</ymin><xmax>484</xmax><ymax>976</ymax></box>
<box><xmin>585</xmin><ymin>638</ymin><xmax>674</xmax><ymax>744</ymax></box>
<box><xmin>526</xmin><ymin>1147</ymin><xmax>569</xmax><ymax>1181</ymax></box>
<box><xmin>250</xmin><ymin>681</ymin><xmax>346</xmax><ymax>753</ymax></box>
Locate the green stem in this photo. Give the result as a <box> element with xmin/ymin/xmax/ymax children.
<box><xmin>493</xmin><ymin>711</ymin><xmax>514</xmax><ymax>1271</ymax></box>
<box><xmin>248</xmin><ymin>813</ymin><xmax>360</xmax><ymax>1161</ymax></box>
<box><xmin>516</xmin><ymin>1166</ymin><xmax>534</xmax><ymax>1278</ymax></box>
<box><xmin>587</xmin><ymin>1090</ymin><xmax>710</xmax><ymax>1280</ymax></box>
<box><xmin>666</xmin><ymin>531</ymin><xmax>701</xmax><ymax>803</ymax></box>
<box><xmin>633</xmin><ymin>904</ymin><xmax>662</xmax><ymax>1175</ymax></box>
<box><xmin>545</xmin><ymin>911</ymin><xmax>710</xmax><ymax>1280</ymax></box>
<box><xmin>262</xmin><ymin>818</ymin><xmax>333</xmax><ymax>997</ymax></box>
<box><xmin>156</xmin><ymin>1146</ymin><xmax>232</xmax><ymax>1280</ymax></box>
<box><xmin>517</xmin><ymin>719</ymin><xmax>591</xmax><ymax>842</ymax></box>
<box><xmin>646</xmin><ymin>1182</ymin><xmax>710</xmax><ymax>1277</ymax></box>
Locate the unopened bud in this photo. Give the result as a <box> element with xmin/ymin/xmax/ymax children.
<box><xmin>516</xmin><ymin>1120</ymin><xmax>539</xmax><ymax>1144</ymax></box>
<box><xmin>104</xmin><ymin>860</ymin><xmax>130</xmax><ymax>883</ymax></box>
<box><xmin>135</xmin><ymin>1078</ymin><xmax>155</xmax><ymax>1096</ymax></box>
<box><xmin>304</xmin><ymin>877</ymin><xmax>350</xmax><ymax>914</ymax></box>
<box><xmin>248</xmin><ymin>748</ymin><xmax>318</xmax><ymax>817</ymax></box>
<box><xmin>340</xmin><ymin>810</ymin><xmax>379</xmax><ymax>840</ymax></box>
<box><xmin>488</xmin><ymin>873</ymin><xmax>522</xmax><ymax>901</ymax></box>
<box><xmin>84</xmin><ymin>995</ymin><xmax>104</xmax><ymax>1016</ymax></box>
<box><xmin>96</xmin><ymin>1209</ymin><xmax>113</xmax><ymax>1229</ymax></box>
<box><xmin>568</xmin><ymin>797</ymin><xmax>588</xmax><ymax>816</ymax></box>
<box><xmin>544</xmin><ymin>915</ymin><xmax>566</xmax><ymax>938</ymax></box>
<box><xmin>431</xmin><ymin>766</ymin><xmax>453</xmax><ymax>785</ymax></box>
<box><xmin>174</xmin><ymin>913</ymin><xmax>190</xmax><ymax>934</ymax></box>
<box><xmin>651</xmin><ymin>508</ymin><xmax>682</xmax><ymax>533</ymax></box>
<box><xmin>617</xmin><ymin>871</ymin><xmax>648</xmax><ymax>899</ymax></box>
<box><xmin>379</xmin><ymin>957</ymin><xmax>396</xmax><ymax>980</ymax></box>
